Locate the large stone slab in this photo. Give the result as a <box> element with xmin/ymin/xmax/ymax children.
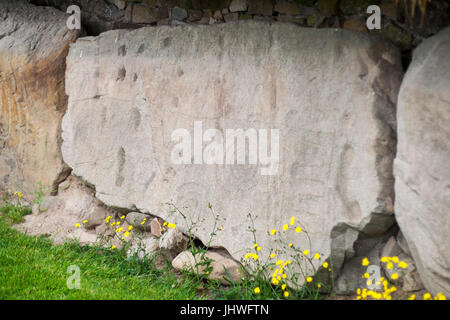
<box><xmin>394</xmin><ymin>27</ymin><xmax>450</xmax><ymax>296</ymax></box>
<box><xmin>0</xmin><ymin>1</ymin><xmax>79</xmax><ymax>194</ymax></box>
<box><xmin>62</xmin><ymin>21</ymin><xmax>402</xmax><ymax>282</ymax></box>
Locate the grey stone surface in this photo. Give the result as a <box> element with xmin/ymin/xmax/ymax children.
<box><xmin>394</xmin><ymin>26</ymin><xmax>450</xmax><ymax>296</ymax></box>
<box><xmin>62</xmin><ymin>21</ymin><xmax>402</xmax><ymax>286</ymax></box>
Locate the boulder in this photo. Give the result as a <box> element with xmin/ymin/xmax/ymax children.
<box><xmin>0</xmin><ymin>0</ymin><xmax>78</xmax><ymax>195</ymax></box>
<box><xmin>62</xmin><ymin>21</ymin><xmax>403</xmax><ymax>286</ymax></box>
<box><xmin>394</xmin><ymin>26</ymin><xmax>450</xmax><ymax>296</ymax></box>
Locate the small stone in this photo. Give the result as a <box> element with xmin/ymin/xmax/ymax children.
<box><xmin>209</xmin><ymin>17</ymin><xmax>217</xmax><ymax>24</ymax></box>
<box><xmin>381</xmin><ymin>236</ymin><xmax>403</xmax><ymax>258</ymax></box>
<box><xmin>247</xmin><ymin>0</ymin><xmax>273</xmax><ymax>16</ymax></box>
<box><xmin>343</xmin><ymin>17</ymin><xmax>367</xmax><ymax>33</ymax></box>
<box><xmin>274</xmin><ymin>0</ymin><xmax>302</xmax><ymax>15</ymax></box>
<box><xmin>115</xmin><ymin>0</ymin><xmax>126</xmax><ymax>10</ymax></box>
<box><xmin>188</xmin><ymin>9</ymin><xmax>203</xmax><ymax>21</ymax></box>
<box><xmin>150</xmin><ymin>218</ymin><xmax>162</xmax><ymax>237</ymax></box>
<box><xmin>203</xmin><ymin>9</ymin><xmax>213</xmax><ymax>18</ymax></box>
<box><xmin>157</xmin><ymin>18</ymin><xmax>170</xmax><ymax>26</ymax></box>
<box><xmin>126</xmin><ymin>211</ymin><xmax>152</xmax><ymax>231</ymax></box>
<box><xmin>229</xmin><ymin>0</ymin><xmax>247</xmax><ymax>12</ymax></box>
<box><xmin>127</xmin><ymin>237</ymin><xmax>159</xmax><ymax>260</ymax></box>
<box><xmin>221</xmin><ymin>8</ymin><xmax>229</xmax><ymax>14</ymax></box>
<box><xmin>172</xmin><ymin>250</ymin><xmax>244</xmax><ymax>285</ymax></box>
<box><xmin>224</xmin><ymin>12</ymin><xmax>239</xmax><ymax>22</ymax></box>
<box><xmin>159</xmin><ymin>228</ymin><xmax>189</xmax><ymax>260</ymax></box>
<box><xmin>171</xmin><ymin>7</ymin><xmax>188</xmax><ymax>21</ymax></box>
<box><xmin>157</xmin><ymin>6</ymin><xmax>169</xmax><ymax>19</ymax></box>
<box><xmin>84</xmin><ymin>207</ymin><xmax>108</xmax><ymax>230</ymax></box>
<box><xmin>213</xmin><ymin>10</ymin><xmax>223</xmax><ymax>20</ymax></box>
<box><xmin>132</xmin><ymin>4</ymin><xmax>158</xmax><ymax>23</ymax></box>
<box><xmin>198</xmin><ymin>16</ymin><xmax>210</xmax><ymax>24</ymax></box>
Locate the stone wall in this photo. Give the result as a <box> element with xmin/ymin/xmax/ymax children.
<box><xmin>30</xmin><ymin>0</ymin><xmax>449</xmax><ymax>54</ymax></box>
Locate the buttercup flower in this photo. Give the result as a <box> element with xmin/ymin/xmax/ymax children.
<box><xmin>254</xmin><ymin>287</ymin><xmax>260</xmax><ymax>294</ymax></box>
<box><xmin>295</xmin><ymin>227</ymin><xmax>302</xmax><ymax>233</ymax></box>
<box><xmin>283</xmin><ymin>224</ymin><xmax>288</xmax><ymax>231</ymax></box>
<box><xmin>270</xmin><ymin>229</ymin><xmax>277</xmax><ymax>235</ymax></box>
<box><xmin>362</xmin><ymin>257</ymin><xmax>369</xmax><ymax>266</ymax></box>
<box><xmin>290</xmin><ymin>217</ymin><xmax>295</xmax><ymax>225</ymax></box>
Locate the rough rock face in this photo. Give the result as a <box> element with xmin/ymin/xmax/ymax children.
<box><xmin>394</xmin><ymin>27</ymin><xmax>450</xmax><ymax>296</ymax></box>
<box><xmin>0</xmin><ymin>1</ymin><xmax>79</xmax><ymax>194</ymax></box>
<box><xmin>62</xmin><ymin>21</ymin><xmax>403</xmax><ymax>283</ymax></box>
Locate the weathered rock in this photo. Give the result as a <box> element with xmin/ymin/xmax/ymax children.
<box><xmin>150</xmin><ymin>218</ymin><xmax>162</xmax><ymax>237</ymax></box>
<box><xmin>172</xmin><ymin>250</ymin><xmax>244</xmax><ymax>284</ymax></box>
<box><xmin>159</xmin><ymin>228</ymin><xmax>189</xmax><ymax>260</ymax></box>
<box><xmin>229</xmin><ymin>0</ymin><xmax>247</xmax><ymax>12</ymax></box>
<box><xmin>15</xmin><ymin>176</ymin><xmax>111</xmax><ymax>246</ymax></box>
<box><xmin>224</xmin><ymin>12</ymin><xmax>239</xmax><ymax>22</ymax></box>
<box><xmin>171</xmin><ymin>7</ymin><xmax>188</xmax><ymax>20</ymax></box>
<box><xmin>85</xmin><ymin>207</ymin><xmax>108</xmax><ymax>230</ymax></box>
<box><xmin>132</xmin><ymin>4</ymin><xmax>158</xmax><ymax>23</ymax></box>
<box><xmin>394</xmin><ymin>26</ymin><xmax>450</xmax><ymax>296</ymax></box>
<box><xmin>62</xmin><ymin>21</ymin><xmax>403</xmax><ymax>286</ymax></box>
<box><xmin>0</xmin><ymin>1</ymin><xmax>78</xmax><ymax>195</ymax></box>
<box><xmin>126</xmin><ymin>211</ymin><xmax>152</xmax><ymax>231</ymax></box>
<box><xmin>128</xmin><ymin>236</ymin><xmax>159</xmax><ymax>259</ymax></box>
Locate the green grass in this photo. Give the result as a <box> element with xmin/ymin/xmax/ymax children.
<box><xmin>0</xmin><ymin>215</ymin><xmax>208</xmax><ymax>300</ymax></box>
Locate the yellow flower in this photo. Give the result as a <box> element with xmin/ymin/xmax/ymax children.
<box><xmin>380</xmin><ymin>256</ymin><xmax>389</xmax><ymax>263</ymax></box>
<box><xmin>362</xmin><ymin>257</ymin><xmax>369</xmax><ymax>266</ymax></box>
<box><xmin>106</xmin><ymin>216</ymin><xmax>112</xmax><ymax>221</ymax></box>
<box><xmin>120</xmin><ymin>215</ymin><xmax>125</xmax><ymax>219</ymax></box>
<box><xmin>253</xmin><ymin>243</ymin><xmax>258</xmax><ymax>248</ymax></box>
<box><xmin>283</xmin><ymin>224</ymin><xmax>288</xmax><ymax>231</ymax></box>
<box><xmin>111</xmin><ymin>245</ymin><xmax>116</xmax><ymax>250</ymax></box>
<box><xmin>323</xmin><ymin>262</ymin><xmax>329</xmax><ymax>268</ymax></box>
<box><xmin>392</xmin><ymin>256</ymin><xmax>399</xmax><ymax>263</ymax></box>
<box><xmin>116</xmin><ymin>221</ymin><xmax>121</xmax><ymax>225</ymax></box>
<box><xmin>276</xmin><ymin>260</ymin><xmax>283</xmax><ymax>266</ymax></box>
<box><xmin>167</xmin><ymin>223</ymin><xmax>176</xmax><ymax>229</ymax></box>
<box><xmin>128</xmin><ymin>225</ymin><xmax>133</xmax><ymax>231</ymax></box>
<box><xmin>284</xmin><ymin>291</ymin><xmax>289</xmax><ymax>298</ymax></box>
<box><xmin>288</xmin><ymin>243</ymin><xmax>293</xmax><ymax>247</ymax></box>
<box><xmin>290</xmin><ymin>216</ymin><xmax>295</xmax><ymax>225</ymax></box>
<box><xmin>75</xmin><ymin>223</ymin><xmax>81</xmax><ymax>227</ymax></box>
<box><xmin>295</xmin><ymin>226</ymin><xmax>302</xmax><ymax>233</ymax></box>
<box><xmin>254</xmin><ymin>287</ymin><xmax>260</xmax><ymax>294</ymax></box>
<box><xmin>272</xmin><ymin>278</ymin><xmax>279</xmax><ymax>285</ymax></box>
<box><xmin>391</xmin><ymin>273</ymin><xmax>399</xmax><ymax>280</ymax></box>
<box><xmin>436</xmin><ymin>292</ymin><xmax>446</xmax><ymax>300</ymax></box>
<box><xmin>256</xmin><ymin>246</ymin><xmax>261</xmax><ymax>251</ymax></box>
<box><xmin>398</xmin><ymin>261</ymin><xmax>408</xmax><ymax>269</ymax></box>
<box><xmin>313</xmin><ymin>253</ymin><xmax>320</xmax><ymax>260</ymax></box>
<box><xmin>124</xmin><ymin>231</ymin><xmax>130</xmax><ymax>237</ymax></box>
<box><xmin>270</xmin><ymin>253</ymin><xmax>276</xmax><ymax>258</ymax></box>
<box><xmin>363</xmin><ymin>273</ymin><xmax>370</xmax><ymax>279</ymax></box>
<box><xmin>306</xmin><ymin>277</ymin><xmax>313</xmax><ymax>282</ymax></box>
<box><xmin>387</xmin><ymin>262</ymin><xmax>394</xmax><ymax>269</ymax></box>
<box><xmin>282</xmin><ymin>274</ymin><xmax>287</xmax><ymax>279</ymax></box>
<box><xmin>317</xmin><ymin>284</ymin><xmax>322</xmax><ymax>288</ymax></box>
<box><xmin>424</xmin><ymin>293</ymin><xmax>432</xmax><ymax>300</ymax></box>
<box><xmin>82</xmin><ymin>220</ymin><xmax>88</xmax><ymax>224</ymax></box>
<box><xmin>281</xmin><ymin>284</ymin><xmax>287</xmax><ymax>290</ymax></box>
<box><xmin>303</xmin><ymin>250</ymin><xmax>309</xmax><ymax>255</ymax></box>
<box><xmin>270</xmin><ymin>229</ymin><xmax>277</xmax><ymax>235</ymax></box>
<box><xmin>116</xmin><ymin>227</ymin><xmax>123</xmax><ymax>232</ymax></box>
<box><xmin>141</xmin><ymin>220</ymin><xmax>146</xmax><ymax>225</ymax></box>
